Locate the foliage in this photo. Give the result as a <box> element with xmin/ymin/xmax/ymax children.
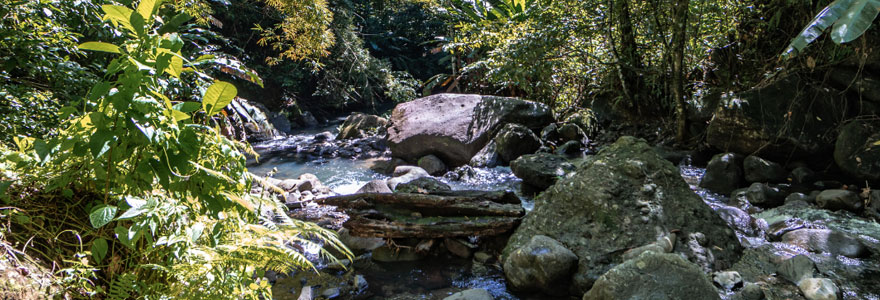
<box><xmin>255</xmin><ymin>0</ymin><xmax>336</xmax><ymax>65</ymax></box>
<box><xmin>783</xmin><ymin>0</ymin><xmax>880</xmax><ymax>58</ymax></box>
<box><xmin>1</xmin><ymin>1</ymin><xmax>349</xmax><ymax>298</ymax></box>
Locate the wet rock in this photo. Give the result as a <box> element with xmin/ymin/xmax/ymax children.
<box><xmin>744</xmin><ymin>155</ymin><xmax>787</xmax><ymax>183</ymax></box>
<box><xmin>356</xmin><ymin>179</ymin><xmax>393</xmax><ymax>194</ymax></box>
<box><xmin>706</xmin><ymin>75</ymin><xmax>844</xmax><ymax>159</ymax></box>
<box><xmin>417</xmin><ymin>154</ymin><xmax>447</xmax><ymax>176</ymax></box>
<box><xmin>443</xmin><ymin>288</ymin><xmax>493</xmax><ymax>300</ymax></box>
<box><xmin>746</xmin><ymin>182</ymin><xmax>788</xmax><ymax>207</ymax></box>
<box><xmin>540</xmin><ymin>123</ymin><xmax>560</xmax><ymax>143</ymax></box>
<box><xmin>503</xmin><ymin>235</ymin><xmax>577</xmax><ymax>295</ymax></box>
<box><xmin>278</xmin><ymin>179</ymin><xmax>302</xmax><ymax>191</ymax></box>
<box><xmin>556</xmin><ymin>140</ymin><xmax>583</xmax><ymax>156</ymax></box>
<box><xmin>298</xmin><ymin>173</ymin><xmax>323</xmax><ymax>189</ymax></box>
<box><xmin>557</xmin><ymin>123</ymin><xmax>586</xmax><ymax>142</ymax></box>
<box><xmin>798</xmin><ymin>278</ymin><xmax>839</xmax><ymax>300</ymax></box>
<box><xmin>387</xmin><ymin>166</ymin><xmax>430</xmax><ymax>190</ymax></box>
<box><xmin>767</xmin><ymin>218</ymin><xmax>809</xmax><ymax>241</ymax></box>
<box><xmin>445</xmin><ymin>238</ymin><xmax>475</xmax><ymax>258</ymax></box>
<box><xmin>791</xmin><ymin>167</ymin><xmax>817</xmax><ymax>185</ymax></box>
<box><xmin>714</xmin><ymin>271</ymin><xmax>743</xmax><ymax>290</ymax></box>
<box><xmin>314</xmin><ymin>131</ymin><xmax>335</xmax><ymax>142</ymax></box>
<box><xmin>494</xmin><ymin>123</ymin><xmax>542</xmax><ymax>163</ymax></box>
<box><xmin>739</xmin><ymin>282</ymin><xmax>765</xmax><ymax>300</ymax></box>
<box><xmin>834</xmin><ymin>120</ymin><xmax>880</xmax><ymax>181</ymax></box>
<box><xmin>777</xmin><ymin>255</ymin><xmax>815</xmax><ymax>284</ymax></box>
<box><xmin>321</xmin><ymin>287</ymin><xmax>340</xmax><ymax>299</ymax></box>
<box><xmin>583</xmin><ymin>251</ymin><xmax>720</xmax><ymax>300</ymax></box>
<box><xmin>621</xmin><ymin>233</ymin><xmax>675</xmax><ymax>261</ymax></box>
<box><xmin>369</xmin><ymin>157</ymin><xmax>407</xmax><ymax>175</ymax></box>
<box><xmin>474</xmin><ymin>252</ymin><xmax>492</xmax><ymax>263</ymax></box>
<box><xmin>387</xmin><ymin>94</ymin><xmax>552</xmax><ymax>166</ymax></box>
<box><xmin>785</xmin><ymin>192</ymin><xmax>815</xmax><ymax>204</ymax></box>
<box><xmin>509</xmin><ymin>153</ymin><xmax>575</xmax><ymax>190</ymax></box>
<box><xmin>504</xmin><ymin>137</ymin><xmax>742</xmax><ymax>295</ymax></box>
<box><xmin>372</xmin><ymin>245</ymin><xmax>425</xmax><ymax>262</ymax></box>
<box><xmin>700</xmin><ymin>152</ymin><xmax>745</xmax><ymax>195</ymax></box>
<box><xmin>337</xmin><ymin>113</ymin><xmax>389</xmax><ymax>140</ymax></box>
<box><xmin>815</xmin><ymin>189</ymin><xmax>863</xmax><ymax>212</ymax></box>
<box><xmin>780</xmin><ymin>229</ymin><xmax>867</xmax><ymax>258</ymax></box>
<box><xmin>469</xmin><ymin>140</ymin><xmax>500</xmax><ymax>168</ymax></box>
<box><xmin>395</xmin><ymin>177</ymin><xmax>451</xmax><ymax>194</ymax></box>
<box><xmin>716</xmin><ymin>206</ymin><xmax>759</xmax><ymax>235</ymax></box>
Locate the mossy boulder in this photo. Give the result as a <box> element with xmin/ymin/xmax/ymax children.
<box><xmin>502</xmin><ymin>136</ymin><xmax>742</xmax><ymax>295</ymax></box>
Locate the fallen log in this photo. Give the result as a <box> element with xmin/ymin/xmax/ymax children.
<box><xmin>314</xmin><ymin>190</ymin><xmax>525</xmax><ymax>238</ymax></box>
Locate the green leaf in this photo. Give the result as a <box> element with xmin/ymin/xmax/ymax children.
<box><xmin>79</xmin><ymin>42</ymin><xmax>121</xmax><ymax>54</ymax></box>
<box><xmin>173</xmin><ymin>102</ymin><xmax>200</xmax><ymax>113</ymax></box>
<box><xmin>33</xmin><ymin>139</ymin><xmax>51</xmax><ymax>163</ymax></box>
<box><xmin>90</xmin><ymin>205</ymin><xmax>118</xmax><ymax>228</ymax></box>
<box><xmin>783</xmin><ymin>0</ymin><xmax>853</xmax><ymax>57</ymax></box>
<box><xmin>158</xmin><ymin>12</ymin><xmax>193</xmax><ymax>34</ymax></box>
<box><xmin>89</xmin><ymin>129</ymin><xmax>115</xmax><ymax>159</ymax></box>
<box><xmin>202</xmin><ymin>81</ymin><xmax>237</xmax><ymax>116</ymax></box>
<box><xmin>137</xmin><ymin>0</ymin><xmax>163</xmax><ymax>20</ymax></box>
<box><xmin>114</xmin><ymin>226</ymin><xmax>138</xmax><ymax>249</ymax></box>
<box><xmin>165</xmin><ymin>55</ymin><xmax>183</xmax><ymax>77</ymax></box>
<box><xmin>0</xmin><ymin>181</ymin><xmax>11</xmax><ymax>201</ymax></box>
<box><xmin>91</xmin><ymin>238</ymin><xmax>108</xmax><ymax>264</ymax></box>
<box><xmin>102</xmin><ymin>5</ymin><xmax>136</xmax><ymax>33</ymax></box>
<box><xmin>170</xmin><ymin>109</ymin><xmax>191</xmax><ymax>122</ymax></box>
<box><xmin>830</xmin><ymin>0</ymin><xmax>880</xmax><ymax>43</ymax></box>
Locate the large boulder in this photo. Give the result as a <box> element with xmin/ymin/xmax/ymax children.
<box><xmin>387</xmin><ymin>94</ymin><xmax>552</xmax><ymax>166</ymax></box>
<box><xmin>743</xmin><ymin>155</ymin><xmax>787</xmax><ymax>183</ymax></box>
<box><xmin>699</xmin><ymin>152</ymin><xmax>745</xmax><ymax>195</ymax></box>
<box><xmin>336</xmin><ymin>113</ymin><xmax>388</xmax><ymax>140</ymax></box>
<box><xmin>706</xmin><ymin>76</ymin><xmax>846</xmax><ymax>159</ymax></box>
<box><xmin>503</xmin><ymin>137</ymin><xmax>742</xmax><ymax>295</ymax></box>
<box><xmin>510</xmin><ymin>153</ymin><xmax>575</xmax><ymax>190</ymax></box>
<box><xmin>494</xmin><ymin>123</ymin><xmax>542</xmax><ymax>163</ymax></box>
<box><xmin>582</xmin><ymin>251</ymin><xmax>720</xmax><ymax>300</ymax></box>
<box><xmin>833</xmin><ymin>120</ymin><xmax>880</xmax><ymax>181</ymax></box>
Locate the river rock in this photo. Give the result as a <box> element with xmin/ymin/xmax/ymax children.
<box><xmin>582</xmin><ymin>251</ymin><xmax>720</xmax><ymax>300</ymax></box>
<box><xmin>713</xmin><ymin>271</ymin><xmax>743</xmax><ymax>290</ymax></box>
<box><xmin>494</xmin><ymin>123</ymin><xmax>542</xmax><ymax>163</ymax></box>
<box><xmin>369</xmin><ymin>157</ymin><xmax>408</xmax><ymax>175</ymax></box>
<box><xmin>777</xmin><ymin>255</ymin><xmax>814</xmax><ymax>284</ymax></box>
<box><xmin>442</xmin><ymin>288</ymin><xmax>493</xmax><ymax>300</ymax></box>
<box><xmin>834</xmin><ymin>120</ymin><xmax>880</xmax><ymax>181</ymax></box>
<box><xmin>469</xmin><ymin>140</ymin><xmax>500</xmax><ymax>168</ymax></box>
<box><xmin>509</xmin><ymin>153</ymin><xmax>575</xmax><ymax>190</ymax></box>
<box><xmin>815</xmin><ymin>189</ymin><xmax>863</xmax><ymax>212</ymax></box>
<box><xmin>745</xmin><ymin>182</ymin><xmax>788</xmax><ymax>207</ymax></box>
<box><xmin>445</xmin><ymin>238</ymin><xmax>475</xmax><ymax>258</ymax></box>
<box><xmin>395</xmin><ymin>177</ymin><xmax>451</xmax><ymax>194</ymax></box>
<box><xmin>706</xmin><ymin>75</ymin><xmax>845</xmax><ymax>159</ymax></box>
<box><xmin>337</xmin><ymin>113</ymin><xmax>389</xmax><ymax>140</ymax></box>
<box><xmin>387</xmin><ymin>166</ymin><xmax>430</xmax><ymax>190</ymax></box>
<box><xmin>556</xmin><ymin>140</ymin><xmax>583</xmax><ymax>156</ymax></box>
<box><xmin>798</xmin><ymin>278</ymin><xmax>839</xmax><ymax>300</ymax></box>
<box><xmin>372</xmin><ymin>245</ymin><xmax>425</xmax><ymax>262</ymax></box>
<box><xmin>700</xmin><ymin>152</ymin><xmax>745</xmax><ymax>195</ymax></box>
<box><xmin>417</xmin><ymin>154</ymin><xmax>447</xmax><ymax>175</ymax></box>
<box><xmin>503</xmin><ymin>235</ymin><xmax>578</xmax><ymax>295</ymax></box>
<box><xmin>504</xmin><ymin>137</ymin><xmax>742</xmax><ymax>294</ymax></box>
<box><xmin>744</xmin><ymin>155</ymin><xmax>787</xmax><ymax>183</ymax></box>
<box><xmin>780</xmin><ymin>229</ymin><xmax>867</xmax><ymax>258</ymax></box>
<box><xmin>356</xmin><ymin>180</ymin><xmax>393</xmax><ymax>194</ymax></box>
<box><xmin>785</xmin><ymin>192</ymin><xmax>816</xmax><ymax>204</ymax></box>
<box><xmin>387</xmin><ymin>94</ymin><xmax>552</xmax><ymax>166</ymax></box>
<box><xmin>540</xmin><ymin>123</ymin><xmax>560</xmax><ymax>143</ymax></box>
<box><xmin>791</xmin><ymin>167</ymin><xmax>817</xmax><ymax>185</ymax></box>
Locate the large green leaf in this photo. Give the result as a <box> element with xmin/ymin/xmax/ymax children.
<box><xmin>91</xmin><ymin>238</ymin><xmax>109</xmax><ymax>264</ymax></box>
<box><xmin>89</xmin><ymin>205</ymin><xmax>118</xmax><ymax>228</ymax></box>
<box><xmin>783</xmin><ymin>0</ymin><xmax>853</xmax><ymax>57</ymax></box>
<box><xmin>137</xmin><ymin>0</ymin><xmax>163</xmax><ymax>20</ymax></box>
<box><xmin>202</xmin><ymin>81</ymin><xmax>237</xmax><ymax>116</ymax></box>
<box><xmin>102</xmin><ymin>5</ymin><xmax>136</xmax><ymax>33</ymax></box>
<box><xmin>831</xmin><ymin>0</ymin><xmax>880</xmax><ymax>43</ymax></box>
<box><xmin>79</xmin><ymin>42</ymin><xmax>121</xmax><ymax>54</ymax></box>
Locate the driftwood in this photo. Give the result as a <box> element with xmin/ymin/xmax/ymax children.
<box><xmin>315</xmin><ymin>190</ymin><xmax>525</xmax><ymax>238</ymax></box>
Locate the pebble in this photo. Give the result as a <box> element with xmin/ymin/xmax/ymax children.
<box><xmin>798</xmin><ymin>278</ymin><xmax>838</xmax><ymax>300</ymax></box>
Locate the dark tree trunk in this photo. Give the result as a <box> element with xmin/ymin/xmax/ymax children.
<box><xmin>671</xmin><ymin>0</ymin><xmax>690</xmax><ymax>143</ymax></box>
<box><xmin>614</xmin><ymin>0</ymin><xmax>643</xmax><ymax>116</ymax></box>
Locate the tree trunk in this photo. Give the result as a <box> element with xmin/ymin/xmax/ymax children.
<box><xmin>671</xmin><ymin>0</ymin><xmax>690</xmax><ymax>143</ymax></box>
<box><xmin>614</xmin><ymin>0</ymin><xmax>643</xmax><ymax>116</ymax></box>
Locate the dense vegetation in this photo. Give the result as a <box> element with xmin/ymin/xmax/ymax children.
<box><xmin>1</xmin><ymin>0</ymin><xmax>878</xmax><ymax>298</ymax></box>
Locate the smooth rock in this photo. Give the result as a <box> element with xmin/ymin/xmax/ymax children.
<box><xmin>417</xmin><ymin>154</ymin><xmax>448</xmax><ymax>176</ymax></box>
<box><xmin>445</xmin><ymin>238</ymin><xmax>474</xmax><ymax>258</ymax></box>
<box><xmin>815</xmin><ymin>189</ymin><xmax>863</xmax><ymax>212</ymax></box>
<box><xmin>745</xmin><ymin>182</ymin><xmax>787</xmax><ymax>207</ymax></box>
<box><xmin>356</xmin><ymin>179</ymin><xmax>393</xmax><ymax>194</ymax></box>
<box><xmin>387</xmin><ymin>166</ymin><xmax>430</xmax><ymax>190</ymax></box>
<box><xmin>833</xmin><ymin>120</ymin><xmax>880</xmax><ymax>181</ymax></box>
<box><xmin>744</xmin><ymin>155</ymin><xmax>787</xmax><ymax>183</ymax></box>
<box><xmin>337</xmin><ymin>113</ymin><xmax>388</xmax><ymax>140</ymax></box>
<box><xmin>509</xmin><ymin>153</ymin><xmax>575</xmax><ymax>190</ymax></box>
<box><xmin>791</xmin><ymin>167</ymin><xmax>817</xmax><ymax>185</ymax></box>
<box><xmin>785</xmin><ymin>192</ymin><xmax>815</xmax><ymax>204</ymax></box>
<box><xmin>395</xmin><ymin>177</ymin><xmax>451</xmax><ymax>194</ymax></box>
<box><xmin>387</xmin><ymin>94</ymin><xmax>552</xmax><ymax>166</ymax></box>
<box><xmin>556</xmin><ymin>140</ymin><xmax>583</xmax><ymax>156</ymax></box>
<box><xmin>338</xmin><ymin>228</ymin><xmax>385</xmax><ymax>252</ymax></box>
<box><xmin>780</xmin><ymin>229</ymin><xmax>867</xmax><ymax>258</ymax></box>
<box><xmin>700</xmin><ymin>152</ymin><xmax>745</xmax><ymax>195</ymax></box>
<box><xmin>503</xmin><ymin>235</ymin><xmax>577</xmax><ymax>295</ymax></box>
<box><xmin>583</xmin><ymin>251</ymin><xmax>720</xmax><ymax>300</ymax></box>
<box><xmin>469</xmin><ymin>140</ymin><xmax>500</xmax><ymax>168</ymax></box>
<box><xmin>442</xmin><ymin>288</ymin><xmax>493</xmax><ymax>300</ymax></box>
<box><xmin>494</xmin><ymin>123</ymin><xmax>542</xmax><ymax>163</ymax></box>
<box><xmin>474</xmin><ymin>252</ymin><xmax>492</xmax><ymax>263</ymax></box>
<box><xmin>798</xmin><ymin>278</ymin><xmax>838</xmax><ymax>300</ymax></box>
<box><xmin>739</xmin><ymin>282</ymin><xmax>765</xmax><ymax>300</ymax></box>
<box><xmin>713</xmin><ymin>271</ymin><xmax>743</xmax><ymax>290</ymax></box>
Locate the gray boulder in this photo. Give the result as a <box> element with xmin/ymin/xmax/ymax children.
<box><xmin>442</xmin><ymin>289</ymin><xmax>493</xmax><ymax>300</ymax></box>
<box><xmin>417</xmin><ymin>154</ymin><xmax>447</xmax><ymax>176</ymax></box>
<box><xmin>700</xmin><ymin>152</ymin><xmax>745</xmax><ymax>195</ymax></box>
<box><xmin>337</xmin><ymin>113</ymin><xmax>389</xmax><ymax>140</ymax></box>
<box><xmin>834</xmin><ymin>120</ymin><xmax>880</xmax><ymax>181</ymax></box>
<box><xmin>469</xmin><ymin>140</ymin><xmax>500</xmax><ymax>168</ymax></box>
<box><xmin>745</xmin><ymin>182</ymin><xmax>788</xmax><ymax>207</ymax></box>
<box><xmin>504</xmin><ymin>137</ymin><xmax>742</xmax><ymax>295</ymax></box>
<box><xmin>777</xmin><ymin>255</ymin><xmax>815</xmax><ymax>284</ymax></box>
<box><xmin>582</xmin><ymin>251</ymin><xmax>720</xmax><ymax>300</ymax></box>
<box><xmin>395</xmin><ymin>177</ymin><xmax>452</xmax><ymax>194</ymax></box>
<box><xmin>503</xmin><ymin>235</ymin><xmax>578</xmax><ymax>295</ymax></box>
<box><xmin>744</xmin><ymin>155</ymin><xmax>787</xmax><ymax>183</ymax></box>
<box><xmin>815</xmin><ymin>189</ymin><xmax>863</xmax><ymax>212</ymax></box>
<box><xmin>780</xmin><ymin>229</ymin><xmax>867</xmax><ymax>258</ymax></box>
<box><xmin>387</xmin><ymin>94</ymin><xmax>552</xmax><ymax>166</ymax></box>
<box><xmin>494</xmin><ymin>123</ymin><xmax>542</xmax><ymax>163</ymax></box>
<box><xmin>356</xmin><ymin>180</ymin><xmax>393</xmax><ymax>194</ymax></box>
<box><xmin>509</xmin><ymin>153</ymin><xmax>575</xmax><ymax>190</ymax></box>
<box><xmin>386</xmin><ymin>166</ymin><xmax>430</xmax><ymax>190</ymax></box>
